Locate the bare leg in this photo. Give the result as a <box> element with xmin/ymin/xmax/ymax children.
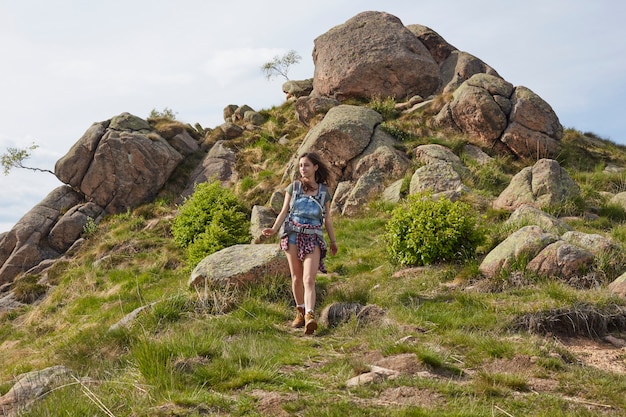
<box><xmin>285</xmin><ymin>244</ymin><xmax>304</xmax><ymax>306</ymax></box>
<box><xmin>302</xmin><ymin>246</ymin><xmax>320</xmax><ymax>312</ymax></box>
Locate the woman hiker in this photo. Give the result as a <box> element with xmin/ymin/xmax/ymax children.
<box><xmin>262</xmin><ymin>152</ymin><xmax>338</xmax><ymax>335</ymax></box>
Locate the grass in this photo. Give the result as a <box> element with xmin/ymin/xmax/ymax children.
<box><xmin>6</xmin><ymin>197</ymin><xmax>624</xmax><ymax>416</ymax></box>
<box><xmin>4</xmin><ymin>105</ymin><xmax>626</xmax><ymax>415</ymax></box>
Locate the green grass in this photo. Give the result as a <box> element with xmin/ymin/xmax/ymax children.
<box><xmin>5</xmin><ymin>113</ymin><xmax>626</xmax><ymax>415</ymax></box>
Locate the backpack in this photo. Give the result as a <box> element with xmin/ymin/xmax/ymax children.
<box><xmin>289</xmin><ymin>180</ymin><xmax>327</xmax><ymax>220</ymax></box>
<box><xmin>279</xmin><ymin>180</ymin><xmax>328</xmax><ymax>238</ymax></box>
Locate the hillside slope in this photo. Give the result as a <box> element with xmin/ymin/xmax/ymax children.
<box><xmin>1</xmin><ymin>99</ymin><xmax>626</xmax><ymax>416</ymax></box>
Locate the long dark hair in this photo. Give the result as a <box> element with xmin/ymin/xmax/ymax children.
<box><xmin>297</xmin><ymin>152</ymin><xmax>333</xmax><ymax>187</ymax></box>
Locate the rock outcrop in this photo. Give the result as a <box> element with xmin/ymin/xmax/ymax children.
<box><xmin>493</xmin><ymin>159</ymin><xmax>580</xmax><ymax>211</ymax></box>
<box><xmin>299</xmin><ymin>11</ymin><xmax>563</xmax><ymax>160</ymax></box>
<box><xmin>407</xmin><ymin>24</ymin><xmax>500</xmax><ymax>94</ymax></box>
<box><xmin>288</xmin><ymin>104</ymin><xmax>385</xmax><ymax>180</ymax></box>
<box><xmin>189</xmin><ymin>244</ymin><xmax>290</xmax><ymax>288</ymax></box>
<box><xmin>182</xmin><ymin>140</ymin><xmax>238</xmax><ymax>198</ymax></box>
<box><xmin>505</xmin><ymin>204</ymin><xmax>572</xmax><ymax>235</ymax></box>
<box><xmin>434</xmin><ymin>74</ymin><xmax>563</xmax><ymax>159</ymax></box>
<box><xmin>55</xmin><ymin>112</ymin><xmax>183</xmax><ymax>214</ymax></box>
<box><xmin>479</xmin><ymin>225</ymin><xmax>559</xmax><ymax>279</ymax></box>
<box><xmin>312</xmin><ymin>11</ymin><xmax>440</xmax><ymax>101</ymax></box>
<box><xmin>0</xmin><ymin>365</ymin><xmax>74</xmax><ymax>416</ymax></box>
<box><xmin>269</xmin><ymin>104</ymin><xmax>411</xmax><ymax>221</ymax></box>
<box><xmin>0</xmin><ymin>186</ymin><xmax>84</xmax><ymax>284</ymax></box>
<box><xmin>219</xmin><ymin>104</ymin><xmax>266</xmax><ymax>138</ymax></box>
<box><xmin>480</xmin><ymin>224</ymin><xmax>621</xmax><ymax>286</ymax></box>
<box><xmin>0</xmin><ymin>112</ymin><xmax>194</xmax><ymax>286</ymax></box>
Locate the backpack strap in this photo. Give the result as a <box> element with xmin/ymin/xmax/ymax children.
<box><xmin>316</xmin><ymin>184</ymin><xmax>328</xmax><ymax>220</ymax></box>
<box><xmin>288</xmin><ymin>180</ymin><xmax>302</xmax><ymax>214</ymax></box>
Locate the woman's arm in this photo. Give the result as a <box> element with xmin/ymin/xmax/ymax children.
<box><xmin>262</xmin><ymin>191</ymin><xmax>292</xmax><ymax>237</ymax></box>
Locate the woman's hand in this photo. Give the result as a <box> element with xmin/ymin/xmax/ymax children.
<box><xmin>329</xmin><ymin>241</ymin><xmax>338</xmax><ymax>256</ymax></box>
<box><xmin>262</xmin><ymin>228</ymin><xmax>276</xmax><ymax>237</ymax></box>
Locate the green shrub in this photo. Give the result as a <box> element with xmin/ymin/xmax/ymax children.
<box><xmin>368</xmin><ymin>96</ymin><xmax>398</xmax><ymax>120</ymax></box>
<box><xmin>384</xmin><ymin>193</ymin><xmax>485</xmax><ymax>266</ymax></box>
<box><xmin>172</xmin><ymin>181</ymin><xmax>251</xmax><ymax>266</ymax></box>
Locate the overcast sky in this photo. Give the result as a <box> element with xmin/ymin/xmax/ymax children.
<box><xmin>1</xmin><ymin>0</ymin><xmax>625</xmax><ymax>233</ymax></box>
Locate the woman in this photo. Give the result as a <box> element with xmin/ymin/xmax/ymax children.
<box><xmin>263</xmin><ymin>152</ymin><xmax>338</xmax><ymax>335</ymax></box>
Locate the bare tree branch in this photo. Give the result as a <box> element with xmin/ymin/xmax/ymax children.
<box><xmin>1</xmin><ymin>143</ymin><xmax>55</xmax><ymax>176</ymax></box>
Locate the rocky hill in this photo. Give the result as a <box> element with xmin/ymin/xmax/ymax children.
<box><xmin>0</xmin><ymin>11</ymin><xmax>568</xmax><ymax>288</ymax></box>
<box><xmin>1</xmin><ymin>10</ymin><xmax>626</xmax><ymax>416</ymax></box>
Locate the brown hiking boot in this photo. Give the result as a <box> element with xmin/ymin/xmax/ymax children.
<box><xmin>291</xmin><ymin>307</ymin><xmax>305</xmax><ymax>328</ymax></box>
<box><xmin>304</xmin><ymin>311</ymin><xmax>318</xmax><ymax>335</ymax></box>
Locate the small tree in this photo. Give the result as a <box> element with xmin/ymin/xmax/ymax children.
<box><xmin>261</xmin><ymin>50</ymin><xmax>301</xmax><ymax>81</ymax></box>
<box><xmin>1</xmin><ymin>143</ymin><xmax>55</xmax><ymax>176</ymax></box>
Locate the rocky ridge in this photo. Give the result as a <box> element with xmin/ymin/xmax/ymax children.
<box><xmin>0</xmin><ymin>10</ymin><xmax>621</xmax><ymax>310</ymax></box>
<box><xmin>1</xmin><ymin>10</ymin><xmax>626</xmax><ymax>415</ymax></box>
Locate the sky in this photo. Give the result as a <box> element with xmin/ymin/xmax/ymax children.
<box><xmin>1</xmin><ymin>0</ymin><xmax>625</xmax><ymax>233</ymax></box>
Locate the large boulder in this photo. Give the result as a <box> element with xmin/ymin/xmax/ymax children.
<box><xmin>182</xmin><ymin>140</ymin><xmax>238</xmax><ymax>198</ymax></box>
<box><xmin>501</xmin><ymin>86</ymin><xmax>562</xmax><ymax>158</ymax></box>
<box><xmin>381</xmin><ymin>179</ymin><xmax>405</xmax><ymax>204</ymax></box>
<box><xmin>282</xmin><ymin>104</ymin><xmax>411</xmax><ymax>216</ymax></box>
<box><xmin>505</xmin><ymin>204</ymin><xmax>572</xmax><ymax>235</ymax></box>
<box><xmin>47</xmin><ymin>202</ymin><xmax>104</xmax><ymax>253</ymax></box>
<box><xmin>479</xmin><ymin>226</ymin><xmax>616</xmax><ymax>285</ymax></box>
<box><xmin>339</xmin><ymin>167</ymin><xmax>385</xmax><ymax>216</ymax></box>
<box><xmin>312</xmin><ymin>11</ymin><xmax>440</xmax><ymax>101</ymax></box>
<box><xmin>55</xmin><ymin>112</ymin><xmax>183</xmax><ymax>214</ymax></box>
<box><xmin>406</xmin><ymin>24</ymin><xmax>457</xmax><ymax>65</ymax></box>
<box><xmin>282</xmin><ymin>79</ymin><xmax>314</xmax><ymax>99</ymax></box>
<box><xmin>526</xmin><ymin>240</ymin><xmax>595</xmax><ymax>280</ymax></box>
<box><xmin>0</xmin><ymin>366</ymin><xmax>74</xmax><ymax>416</ymax></box>
<box><xmin>561</xmin><ymin>231</ymin><xmax>621</xmax><ymax>257</ymax></box>
<box><xmin>294</xmin><ymin>95</ymin><xmax>340</xmax><ymax>126</ymax></box>
<box><xmin>409</xmin><ymin>162</ymin><xmax>469</xmax><ymax>201</ymax></box>
<box><xmin>440</xmin><ymin>51</ymin><xmax>501</xmax><ymax>94</ymax></box>
<box><xmin>0</xmin><ymin>186</ymin><xmax>84</xmax><ymax>284</ymax></box>
<box><xmin>218</xmin><ymin>122</ymin><xmax>244</xmax><ymax>139</ymax></box>
<box><xmin>479</xmin><ymin>225</ymin><xmax>558</xmax><ymax>279</ymax></box>
<box><xmin>189</xmin><ymin>244</ymin><xmax>290</xmax><ymax>288</ymax></box>
<box><xmin>168</xmin><ymin>129</ymin><xmax>200</xmax><ymax>156</ymax></box>
<box><xmin>609</xmin><ymin>191</ymin><xmax>626</xmax><ymax>210</ymax></box>
<box><xmin>250</xmin><ymin>205</ymin><xmax>276</xmax><ymax>244</ymax></box>
<box><xmin>434</xmin><ymin>74</ymin><xmax>563</xmax><ymax>159</ymax></box>
<box><xmin>609</xmin><ymin>273</ymin><xmax>626</xmax><ymax>299</ymax></box>
<box><xmin>407</xmin><ymin>24</ymin><xmax>500</xmax><ymax>94</ymax></box>
<box><xmin>350</xmin><ymin>127</ymin><xmax>411</xmax><ymax>179</ymax></box>
<box><xmin>439</xmin><ymin>74</ymin><xmax>513</xmax><ymax>147</ymax></box>
<box><xmin>493</xmin><ymin>159</ymin><xmax>580</xmax><ymax>212</ymax></box>
<box><xmin>415</xmin><ymin>143</ymin><xmax>469</xmax><ymax>177</ymax></box>
<box><xmin>285</xmin><ymin>105</ymin><xmax>383</xmax><ymax>181</ymax></box>
<box><xmin>329</xmin><ymin>181</ymin><xmax>353</xmax><ymax>215</ymax></box>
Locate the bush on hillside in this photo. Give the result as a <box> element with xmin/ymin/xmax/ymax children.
<box><xmin>172</xmin><ymin>181</ymin><xmax>251</xmax><ymax>267</ymax></box>
<box><xmin>368</xmin><ymin>96</ymin><xmax>399</xmax><ymax>120</ymax></box>
<box><xmin>384</xmin><ymin>193</ymin><xmax>485</xmax><ymax>266</ymax></box>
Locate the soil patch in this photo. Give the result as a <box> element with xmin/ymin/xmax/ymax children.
<box><xmin>560</xmin><ymin>337</ymin><xmax>626</xmax><ymax>375</ymax></box>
